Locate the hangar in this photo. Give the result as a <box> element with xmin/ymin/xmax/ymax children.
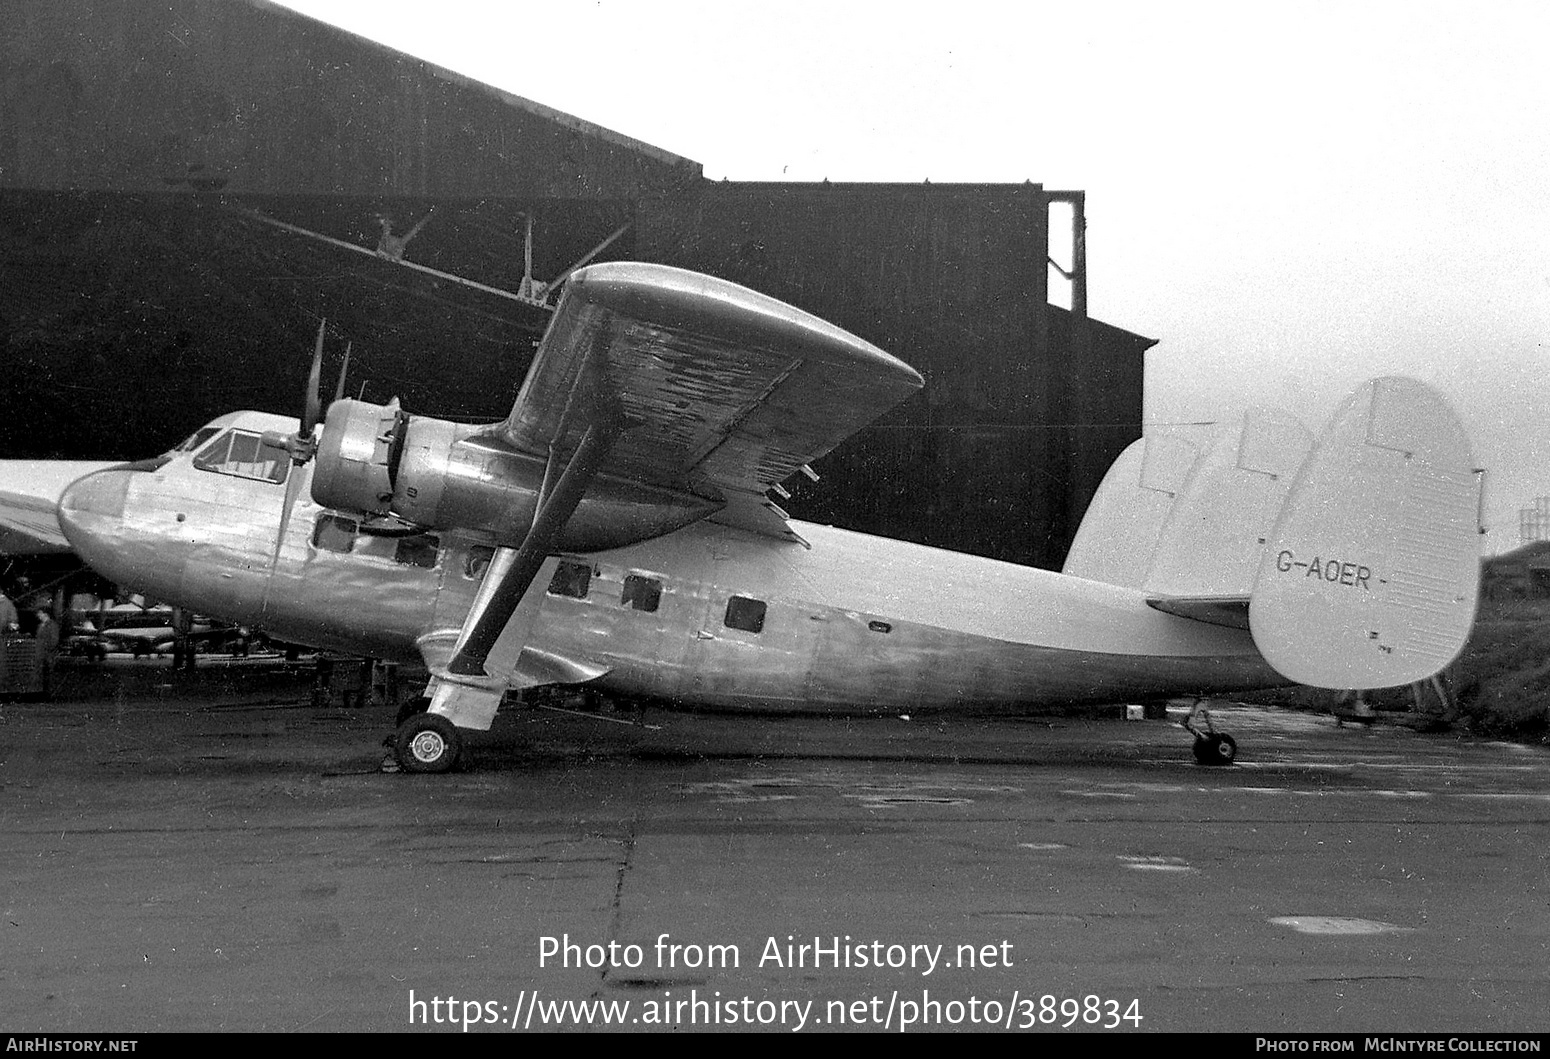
<box><xmin>1</xmin><ymin>0</ymin><xmax>1155</xmax><ymax>570</ymax></box>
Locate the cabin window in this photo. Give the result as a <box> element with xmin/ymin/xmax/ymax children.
<box><xmin>465</xmin><ymin>545</ymin><xmax>495</xmax><ymax>580</ymax></box>
<box><xmin>621</xmin><ymin>574</ymin><xmax>662</xmax><ymax>613</ymax></box>
<box><xmin>192</xmin><ymin>429</ymin><xmax>289</xmax><ymax>484</ymax></box>
<box><xmin>393</xmin><ymin>534</ymin><xmax>440</xmax><ymax>569</ymax></box>
<box><xmin>313</xmin><ymin>514</ymin><xmax>358</xmax><ymax>553</ymax></box>
<box><xmin>868</xmin><ymin>620</ymin><xmax>892</xmax><ymax>634</ymax></box>
<box><xmin>724</xmin><ymin>595</ymin><xmax>767</xmax><ymax>634</ymax></box>
<box><xmin>547</xmin><ymin>560</ymin><xmax>592</xmax><ymax>599</ymax></box>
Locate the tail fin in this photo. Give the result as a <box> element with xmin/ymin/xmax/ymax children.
<box><xmin>1062</xmin><ymin>428</ymin><xmax>1215</xmax><ymax>587</ymax></box>
<box><xmin>1249</xmin><ymin>377</ymin><xmax>1482</xmax><ymax>689</ymax></box>
<box><xmin>1144</xmin><ymin>408</ymin><xmax>1313</xmax><ymax>599</ymax></box>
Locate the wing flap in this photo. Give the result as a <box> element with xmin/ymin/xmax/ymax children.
<box><xmin>706</xmin><ymin>489</ymin><xmax>810</xmax><ymax>546</ymax></box>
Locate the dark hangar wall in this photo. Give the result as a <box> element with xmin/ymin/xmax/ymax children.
<box><xmin>0</xmin><ymin>0</ymin><xmax>680</xmax><ymax>458</ymax></box>
<box><xmin>0</xmin><ymin>0</ymin><xmax>1153</xmax><ymax>571</ymax></box>
<box><xmin>637</xmin><ymin>183</ymin><xmax>1151</xmax><ymax>565</ymax></box>
<box><xmin>1</xmin><ymin>0</ymin><xmax>699</xmax><ymax>198</ymax></box>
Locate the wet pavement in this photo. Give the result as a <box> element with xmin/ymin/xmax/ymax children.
<box><xmin>1</xmin><ymin>659</ymin><xmax>1547</xmax><ymax>1033</ymax></box>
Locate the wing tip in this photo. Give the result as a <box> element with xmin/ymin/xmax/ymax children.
<box><xmin>570</xmin><ymin>261</ymin><xmax>922</xmax><ymax>388</ymax></box>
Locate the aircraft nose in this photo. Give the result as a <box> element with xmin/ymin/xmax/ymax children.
<box><xmin>59</xmin><ymin>467</ymin><xmax>191</xmax><ymax>596</ymax></box>
<box><xmin>57</xmin><ymin>468</ymin><xmax>132</xmax><ymax>549</ymax></box>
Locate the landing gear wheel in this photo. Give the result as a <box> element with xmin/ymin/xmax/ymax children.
<box><xmin>395</xmin><ymin>713</ymin><xmax>462</xmax><ymax>774</ymax></box>
<box><xmin>1182</xmin><ymin>700</ymin><xmax>1238</xmax><ymax>766</ymax></box>
<box><xmin>1192</xmin><ymin>732</ymin><xmax>1237</xmax><ymax>766</ymax></box>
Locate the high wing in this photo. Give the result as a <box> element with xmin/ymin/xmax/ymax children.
<box><xmin>495</xmin><ymin>261</ymin><xmax>924</xmax><ymax>539</ymax></box>
<box><xmin>425</xmin><ymin>262</ymin><xmax>923</xmax><ymax>728</ymax></box>
<box><xmin>0</xmin><ymin>462</ymin><xmax>119</xmax><ymax>555</ymax></box>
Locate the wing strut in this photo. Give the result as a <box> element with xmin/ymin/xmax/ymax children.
<box><xmin>445</xmin><ymin>418</ymin><xmax>620</xmax><ymax>678</ymax></box>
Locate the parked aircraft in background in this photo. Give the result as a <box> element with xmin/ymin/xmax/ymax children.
<box><xmin>64</xmin><ymin>601</ymin><xmax>224</xmax><ymax>659</ymax></box>
<box><xmin>0</xmin><ymin>264</ymin><xmax>1485</xmax><ymax>772</ymax></box>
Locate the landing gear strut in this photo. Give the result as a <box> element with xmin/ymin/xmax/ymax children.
<box><xmin>1182</xmin><ymin>701</ymin><xmax>1237</xmax><ymax>766</ymax></box>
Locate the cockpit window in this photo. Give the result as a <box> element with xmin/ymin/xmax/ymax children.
<box><xmin>192</xmin><ymin>429</ymin><xmax>289</xmax><ymax>484</ymax></box>
<box><xmin>172</xmin><ymin>426</ymin><xmax>223</xmax><ymax>454</ymax></box>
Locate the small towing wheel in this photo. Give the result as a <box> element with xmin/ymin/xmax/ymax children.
<box><xmin>395</xmin><ymin>713</ymin><xmax>461</xmax><ymax>774</ymax></box>
<box><xmin>1194</xmin><ymin>733</ymin><xmax>1237</xmax><ymax>766</ymax></box>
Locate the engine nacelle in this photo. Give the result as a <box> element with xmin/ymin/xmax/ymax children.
<box><xmin>311</xmin><ymin>398</ymin><xmax>720</xmax><ymax>551</ymax></box>
<box><xmin>310</xmin><ymin>398</ymin><xmax>405</xmax><ymax>517</ymax></box>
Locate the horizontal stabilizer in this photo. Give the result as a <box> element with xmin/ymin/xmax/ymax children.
<box><xmin>1147</xmin><ymin>595</ymin><xmax>1250</xmax><ymax>630</ymax></box>
<box><xmin>1249</xmin><ymin>377</ymin><xmax>1482</xmax><ymax>689</ymax></box>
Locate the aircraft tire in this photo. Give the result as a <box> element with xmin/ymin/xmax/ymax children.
<box><xmin>395</xmin><ymin>713</ymin><xmax>461</xmax><ymax>774</ymax></box>
<box><xmin>1192</xmin><ymin>733</ymin><xmax>1237</xmax><ymax>766</ymax></box>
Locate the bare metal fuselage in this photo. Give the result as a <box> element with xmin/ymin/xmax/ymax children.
<box><xmin>56</xmin><ymin>412</ymin><xmax>1280</xmax><ymax>713</ymax></box>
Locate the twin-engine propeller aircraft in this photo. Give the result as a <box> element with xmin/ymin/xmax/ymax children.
<box><xmin>0</xmin><ymin>263</ymin><xmax>1484</xmax><ymax>772</ymax></box>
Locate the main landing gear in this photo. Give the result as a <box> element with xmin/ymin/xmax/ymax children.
<box><xmin>393</xmin><ymin>712</ymin><xmax>462</xmax><ymax>773</ymax></box>
<box><xmin>1182</xmin><ymin>701</ymin><xmax>1237</xmax><ymax>766</ymax></box>
<box><xmin>384</xmin><ymin>695</ymin><xmax>462</xmax><ymax>774</ymax></box>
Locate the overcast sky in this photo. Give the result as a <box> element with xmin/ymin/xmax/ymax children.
<box><xmin>275</xmin><ymin>0</ymin><xmax>1550</xmax><ymax>551</ymax></box>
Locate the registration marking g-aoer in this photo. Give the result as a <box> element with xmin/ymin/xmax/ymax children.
<box><xmin>1275</xmin><ymin>550</ymin><xmax>1373</xmax><ymax>591</ymax></box>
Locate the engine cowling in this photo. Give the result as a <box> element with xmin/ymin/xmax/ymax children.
<box><xmin>309</xmin><ymin>398</ymin><xmax>405</xmax><ymax>517</ymax></box>
<box><xmin>310</xmin><ymin>398</ymin><xmax>720</xmax><ymax>551</ymax></box>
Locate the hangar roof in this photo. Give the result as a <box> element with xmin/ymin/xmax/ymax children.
<box><xmin>250</xmin><ymin>0</ymin><xmax>699</xmax><ymax>171</ymax></box>
<box><xmin>1</xmin><ymin>0</ymin><xmax>701</xmax><ymax>197</ymax></box>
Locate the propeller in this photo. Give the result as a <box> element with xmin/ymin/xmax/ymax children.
<box><xmin>262</xmin><ymin>329</ymin><xmax>427</xmax><ymax>570</ymax></box>
<box><xmin>333</xmin><ymin>342</ymin><xmax>352</xmax><ymax>406</ymax></box>
<box><xmin>265</xmin><ymin>320</ymin><xmax>329</xmax><ymax>569</ymax></box>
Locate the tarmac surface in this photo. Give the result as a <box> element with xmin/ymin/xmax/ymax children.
<box><xmin>1</xmin><ymin>657</ymin><xmax>1547</xmax><ymax>1034</ymax></box>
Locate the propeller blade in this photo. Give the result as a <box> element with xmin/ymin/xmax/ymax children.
<box><xmin>302</xmin><ymin>319</ymin><xmax>325</xmax><ymax>436</ymax></box>
<box><xmin>332</xmin><ymin>342</ymin><xmax>352</xmax><ymax>407</ymax></box>
<box><xmin>270</xmin><ymin>464</ymin><xmax>306</xmax><ymax>571</ymax></box>
<box><xmin>269</xmin><ymin>320</ymin><xmax>328</xmax><ymax>574</ymax></box>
